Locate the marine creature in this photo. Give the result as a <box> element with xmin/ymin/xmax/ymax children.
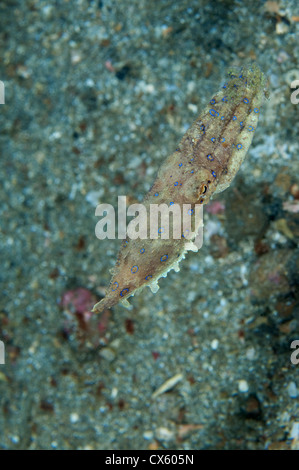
<box><xmin>93</xmin><ymin>64</ymin><xmax>267</xmax><ymax>313</ymax></box>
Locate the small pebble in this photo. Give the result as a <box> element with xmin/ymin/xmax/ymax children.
<box><xmin>290</xmin><ymin>422</ymin><xmax>299</xmax><ymax>440</ymax></box>
<box><xmin>246</xmin><ymin>347</ymin><xmax>256</xmax><ymax>360</ymax></box>
<box><xmin>143</xmin><ymin>430</ymin><xmax>154</xmax><ymax>440</ymax></box>
<box><xmin>70</xmin><ymin>413</ymin><xmax>79</xmax><ymax>424</ymax></box>
<box><xmin>152</xmin><ymin>373</ymin><xmax>183</xmax><ymax>399</ymax></box>
<box><xmin>155</xmin><ymin>427</ymin><xmax>175</xmax><ymax>441</ymax></box>
<box><xmin>99</xmin><ymin>347</ymin><xmax>116</xmax><ymax>362</ymax></box>
<box><xmin>238</xmin><ymin>380</ymin><xmax>249</xmax><ymax>393</ymax></box>
<box><xmin>287</xmin><ymin>382</ymin><xmax>298</xmax><ymax>398</ymax></box>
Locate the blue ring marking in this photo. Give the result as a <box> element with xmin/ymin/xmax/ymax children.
<box><xmin>140</xmin><ymin>248</ymin><xmax>145</xmax><ymax>254</ymax></box>
<box><xmin>233</xmin><ymin>116</ymin><xmax>237</xmax><ymax>121</ymax></box>
<box><xmin>120</xmin><ymin>288</ymin><xmax>129</xmax><ymax>297</ymax></box>
<box><xmin>210</xmin><ymin>99</ymin><xmax>216</xmax><ymax>104</ymax></box>
<box><xmin>243</xmin><ymin>98</ymin><xmax>249</xmax><ymax>104</ymax></box>
<box><xmin>211</xmin><ymin>170</ymin><xmax>217</xmax><ymax>178</ymax></box>
<box><xmin>158</xmin><ymin>227</ymin><xmax>164</xmax><ymax>234</ymax></box>
<box><xmin>209</xmin><ymin>109</ymin><xmax>219</xmax><ymax>117</ymax></box>
<box><xmin>174</xmin><ymin>182</ymin><xmax>178</xmax><ymax>186</ymax></box>
<box><xmin>131</xmin><ymin>265</ymin><xmax>139</xmax><ymax>274</ymax></box>
<box><xmin>190</xmin><ymin>158</ymin><xmax>194</xmax><ymax>161</ymax></box>
<box><xmin>169</xmin><ymin>201</ymin><xmax>174</xmax><ymax>205</ymax></box>
<box><xmin>161</xmin><ymin>255</ymin><xmax>168</xmax><ymax>262</ymax></box>
<box><xmin>237</xmin><ymin>144</ymin><xmax>243</xmax><ymax>150</ymax></box>
<box><xmin>145</xmin><ymin>275</ymin><xmax>152</xmax><ymax>281</ymax></box>
<box><xmin>154</xmin><ymin>192</ymin><xmax>159</xmax><ymax>196</ymax></box>
<box><xmin>190</xmin><ymin>170</ymin><xmax>194</xmax><ymax>174</ymax></box>
<box><xmin>207</xmin><ymin>154</ymin><xmax>214</xmax><ymax>161</ymax></box>
<box><xmin>188</xmin><ymin>209</ymin><xmax>194</xmax><ymax>215</ymax></box>
<box><xmin>178</xmin><ymin>163</ymin><xmax>182</xmax><ymax>167</ymax></box>
<box><xmin>221</xmin><ymin>137</ymin><xmax>225</xmax><ymax>142</ymax></box>
<box><xmin>254</xmin><ymin>108</ymin><xmax>259</xmax><ymax>113</ymax></box>
<box><xmin>240</xmin><ymin>121</ymin><xmax>244</xmax><ymax>126</ymax></box>
<box><xmin>211</xmin><ymin>137</ymin><xmax>216</xmax><ymax>143</ymax></box>
<box><xmin>111</xmin><ymin>282</ymin><xmax>119</xmax><ymax>292</ymax></box>
<box><xmin>221</xmin><ymin>116</ymin><xmax>225</xmax><ymax>120</ymax></box>
<box><xmin>248</xmin><ymin>126</ymin><xmax>254</xmax><ymax>131</ymax></box>
<box><xmin>222</xmin><ymin>96</ymin><xmax>228</xmax><ymax>102</ymax></box>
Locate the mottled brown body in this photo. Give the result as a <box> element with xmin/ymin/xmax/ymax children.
<box><xmin>93</xmin><ymin>64</ymin><xmax>267</xmax><ymax>313</ymax></box>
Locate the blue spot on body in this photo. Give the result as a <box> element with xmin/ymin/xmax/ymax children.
<box><xmin>131</xmin><ymin>265</ymin><xmax>139</xmax><ymax>274</ymax></box>
<box><xmin>111</xmin><ymin>282</ymin><xmax>118</xmax><ymax>292</ymax></box>
<box><xmin>161</xmin><ymin>255</ymin><xmax>168</xmax><ymax>262</ymax></box>
<box><xmin>120</xmin><ymin>288</ymin><xmax>129</xmax><ymax>297</ymax></box>
<box><xmin>209</xmin><ymin>109</ymin><xmax>219</xmax><ymax>117</ymax></box>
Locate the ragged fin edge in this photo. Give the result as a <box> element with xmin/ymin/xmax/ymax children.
<box><xmin>92</xmin><ymin>232</ymin><xmax>200</xmax><ymax>313</ymax></box>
